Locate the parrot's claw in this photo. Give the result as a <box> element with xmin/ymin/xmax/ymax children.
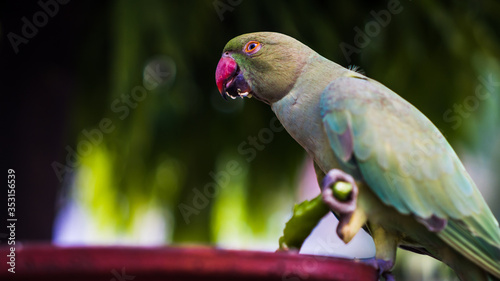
<box><xmin>321</xmin><ymin>169</ymin><xmax>360</xmax><ymax>242</ymax></box>
<box><xmin>320</xmin><ymin>169</ymin><xmax>358</xmax><ymax>215</ymax></box>
<box><xmin>377</xmin><ymin>259</ymin><xmax>395</xmax><ymax>281</ymax></box>
<box><xmin>364</xmin><ymin>258</ymin><xmax>395</xmax><ymax>281</ymax></box>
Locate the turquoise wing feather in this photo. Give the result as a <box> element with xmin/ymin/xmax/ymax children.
<box><xmin>320</xmin><ymin>75</ymin><xmax>500</xmax><ymax>277</ymax></box>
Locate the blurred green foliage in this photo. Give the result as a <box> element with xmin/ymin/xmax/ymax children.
<box><xmin>66</xmin><ymin>0</ymin><xmax>500</xmax><ymax>261</ymax></box>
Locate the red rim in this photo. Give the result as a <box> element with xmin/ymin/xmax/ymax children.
<box><xmin>1</xmin><ymin>244</ymin><xmax>377</xmax><ymax>281</ymax></box>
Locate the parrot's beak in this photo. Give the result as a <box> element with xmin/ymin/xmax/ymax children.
<box><xmin>215</xmin><ymin>55</ymin><xmax>253</xmax><ymax>100</ymax></box>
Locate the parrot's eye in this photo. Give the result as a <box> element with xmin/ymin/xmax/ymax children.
<box><xmin>244</xmin><ymin>41</ymin><xmax>261</xmax><ymax>54</ymax></box>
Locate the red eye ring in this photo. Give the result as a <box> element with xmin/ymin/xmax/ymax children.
<box><xmin>244</xmin><ymin>41</ymin><xmax>261</xmax><ymax>54</ymax></box>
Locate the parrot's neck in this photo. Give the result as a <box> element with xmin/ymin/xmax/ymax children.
<box><xmin>270</xmin><ymin>54</ymin><xmax>347</xmax><ymax>173</ymax></box>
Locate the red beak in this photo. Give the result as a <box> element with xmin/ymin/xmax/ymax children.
<box><xmin>215</xmin><ymin>56</ymin><xmax>237</xmax><ymax>95</ymax></box>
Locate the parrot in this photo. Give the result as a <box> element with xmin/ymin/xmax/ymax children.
<box><xmin>215</xmin><ymin>32</ymin><xmax>500</xmax><ymax>281</ymax></box>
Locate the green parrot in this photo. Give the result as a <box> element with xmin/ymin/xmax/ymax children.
<box><xmin>215</xmin><ymin>32</ymin><xmax>500</xmax><ymax>281</ymax></box>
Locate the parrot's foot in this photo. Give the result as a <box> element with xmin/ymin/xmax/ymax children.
<box><xmin>320</xmin><ymin>169</ymin><xmax>358</xmax><ymax>214</ymax></box>
<box><xmin>321</xmin><ymin>169</ymin><xmax>361</xmax><ymax>242</ymax></box>
<box><xmin>377</xmin><ymin>259</ymin><xmax>395</xmax><ymax>281</ymax></box>
<box><xmin>364</xmin><ymin>259</ymin><xmax>395</xmax><ymax>281</ymax></box>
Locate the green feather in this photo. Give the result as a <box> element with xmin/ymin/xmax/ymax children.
<box><xmin>320</xmin><ymin>75</ymin><xmax>500</xmax><ymax>277</ymax></box>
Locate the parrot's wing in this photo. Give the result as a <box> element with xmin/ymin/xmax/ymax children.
<box><xmin>320</xmin><ymin>75</ymin><xmax>500</xmax><ymax>276</ymax></box>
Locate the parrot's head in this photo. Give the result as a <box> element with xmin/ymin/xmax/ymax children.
<box><xmin>215</xmin><ymin>32</ymin><xmax>312</xmax><ymax>104</ymax></box>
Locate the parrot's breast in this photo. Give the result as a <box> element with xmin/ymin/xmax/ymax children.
<box><xmin>271</xmin><ymin>88</ymin><xmax>340</xmax><ymax>174</ymax></box>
